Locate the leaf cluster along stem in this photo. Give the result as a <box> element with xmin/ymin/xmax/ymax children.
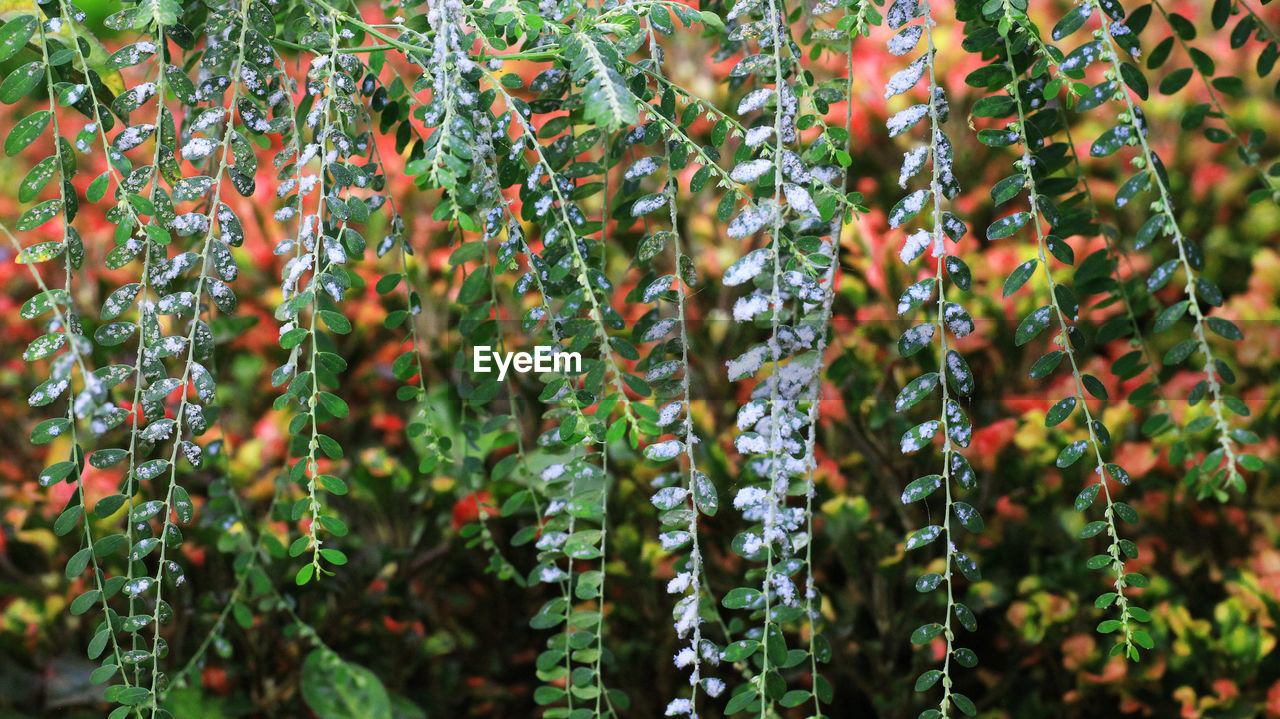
<box><xmin>1002</xmin><ymin>26</ymin><xmax>1140</xmax><ymax>659</ymax></box>
<box><xmin>1149</xmin><ymin>0</ymin><xmax>1279</xmax><ymax>200</ymax></box>
<box><xmin>3</xmin><ymin>221</ymin><xmax>140</xmax><ymax>704</ymax></box>
<box><xmin>923</xmin><ymin>7</ymin><xmax>959</xmax><ymax>714</ymax></box>
<box><xmin>146</xmin><ymin>0</ymin><xmax>256</xmax><ymax>706</ymax></box>
<box><xmin>480</xmin><ymin>70</ymin><xmax>642</xmax><ymax>434</ymax></box>
<box><xmin>1087</xmin><ymin>0</ymin><xmax>1244</xmax><ymax>493</ymax></box>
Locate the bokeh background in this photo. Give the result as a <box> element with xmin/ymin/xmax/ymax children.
<box><xmin>3</xmin><ymin>0</ymin><xmax>1280</xmax><ymax>717</ymax></box>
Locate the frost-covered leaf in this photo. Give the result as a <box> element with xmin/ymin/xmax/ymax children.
<box><xmin>884</xmin><ymin>56</ymin><xmax>926</xmax><ymax>99</ymax></box>
<box><xmin>895</xmin><ymin>372</ymin><xmax>938</xmax><ymax>411</ymax></box>
<box><xmin>723</xmin><ymin>248</ymin><xmax>771</xmax><ymax>286</ymax></box>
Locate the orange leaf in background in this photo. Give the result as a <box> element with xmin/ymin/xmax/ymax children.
<box><xmin>452</xmin><ymin>491</ymin><xmax>492</xmax><ymax>530</ymax></box>
<box><xmin>1266</xmin><ymin>680</ymin><xmax>1280</xmax><ymax>717</ymax></box>
<box><xmin>971</xmin><ymin>418</ymin><xmax>1017</xmax><ymax>469</ymax></box>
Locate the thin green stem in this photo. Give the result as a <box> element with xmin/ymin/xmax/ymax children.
<box><xmin>921</xmin><ymin>7</ymin><xmax>960</xmax><ymax>713</ymax></box>
<box><xmin>758</xmin><ymin>0</ymin><xmax>788</xmax><ymax>714</ymax></box>
<box><xmin>1003</xmin><ymin>28</ymin><xmax>1137</xmax><ymax>658</ymax></box>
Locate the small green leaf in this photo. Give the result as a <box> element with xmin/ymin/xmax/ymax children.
<box><xmin>1159</xmin><ymin>68</ymin><xmax>1193</xmax><ymax>95</ymax></box>
<box><xmin>722</xmin><ymin>587</ymin><xmax>762</xmax><ymax>609</ymax></box>
<box><xmin>1052</xmin><ymin>5</ymin><xmax>1090</xmax><ymax>39</ymax></box>
<box><xmin>24</xmin><ymin>331</ymin><xmax>66</xmax><ymax>361</ymax></box>
<box><xmin>986</xmin><ymin>212</ymin><xmax>1030</xmax><ymax>240</ymax></box>
<box><xmin>54</xmin><ymin>505</ymin><xmax>83</xmax><ymax>536</ymax></box>
<box><xmin>989</xmin><ymin>174</ymin><xmax>1025</xmax><ymax>205</ymax></box>
<box><xmin>38</xmin><ymin>461</ymin><xmax>75</xmax><ymax>487</ymax></box>
<box><xmin>914</xmin><ymin>669</ymin><xmax>942</xmax><ymax>691</ymax></box>
<box><xmin>779</xmin><ymin>690</ymin><xmax>809</xmax><ymax>708</ymax></box>
<box><xmin>1119</xmin><ymin>63</ymin><xmax>1148</xmax><ymax>99</ymax></box>
<box><xmin>1115</xmin><ymin>171</ymin><xmax>1150</xmax><ymax>207</ymax></box>
<box><xmin>1113</xmin><ymin>502</ymin><xmax>1139</xmax><ymax>524</ymax></box>
<box><xmin>1014</xmin><ymin>306</ymin><xmax>1053</xmax><ymax>346</ymax></box>
<box><xmin>0</xmin><ymin>16</ymin><xmax>37</xmax><ymax>64</ymax></box>
<box><xmin>317</xmin><ymin>391</ymin><xmax>349</xmax><ymax>418</ymax></box>
<box><xmin>901</xmin><ymin>474</ymin><xmax>943</xmax><ymax>504</ymax></box>
<box><xmin>720</xmin><ymin>640</ymin><xmax>759</xmax><ymax>662</ymax></box>
<box><xmin>953</xmin><ymin>502</ymin><xmax>983</xmax><ymax>532</ymax></box>
<box><xmin>1002</xmin><ymin>260</ymin><xmax>1037</xmax><ymax>297</ymax></box>
<box><xmin>70</xmin><ymin>589</ymin><xmax>100</xmax><ymax>616</ymax></box>
<box><xmin>1153</xmin><ymin>300</ymin><xmax>1190</xmax><ymax>331</ymax></box>
<box><xmin>17</xmin><ymin>198</ymin><xmax>63</xmax><ymax>231</ymax></box>
<box><xmin>1091</xmin><ymin>126</ymin><xmax>1129</xmax><ymax>157</ymax></box>
<box><xmin>906</xmin><ymin>524</ymin><xmax>942</xmax><ymax>550</ymax></box>
<box><xmin>1029</xmin><ymin>350</ymin><xmax>1064</xmax><ymax>379</ymax></box>
<box><xmin>953</xmin><ymin>648</ymin><xmax>978</xmax><ymax>667</ymax></box>
<box><xmin>31</xmin><ymin>418</ymin><xmax>70</xmax><ymax>444</ymax></box>
<box><xmin>318</xmin><ymin>310</ymin><xmax>352</xmax><ymax>334</ymax></box>
<box><xmin>910</xmin><ymin>623</ymin><xmax>944</xmax><ymax>645</ymax></box>
<box><xmin>945</xmin><ymin>256</ymin><xmax>971</xmax><ymax>290</ymax></box>
<box><xmin>0</xmin><ymin>62</ymin><xmax>45</xmax><ymax>104</ymax></box>
<box><xmin>1045</xmin><ymin>397</ymin><xmax>1077</xmax><ymax>427</ymax></box>
<box><xmin>1080</xmin><ymin>521</ymin><xmax>1107</xmax><ymax>538</ymax></box>
<box><xmin>1056</xmin><ymin>440</ymin><xmax>1088</xmax><ymax>468</ymax></box>
<box><xmin>301</xmin><ymin>649</ymin><xmax>392</xmax><ymax>719</ymax></box>
<box><xmin>6</xmin><ymin>110</ymin><xmax>51</xmax><ymax>156</ymax></box>
<box><xmin>314</xmin><ymin>474</ymin><xmax>346</xmax><ymax>496</ymax></box>
<box><xmin>1206</xmin><ymin>316</ymin><xmax>1243</xmax><ymax>340</ymax></box>
<box><xmin>894</xmin><ymin>372</ymin><xmax>938</xmax><ymax>412</ymax></box>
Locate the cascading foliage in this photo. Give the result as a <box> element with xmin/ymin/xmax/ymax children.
<box><xmin>3</xmin><ymin>0</ymin><xmax>1271</xmax><ymax>715</ymax></box>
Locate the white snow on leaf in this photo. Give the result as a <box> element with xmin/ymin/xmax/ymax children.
<box><xmin>884</xmin><ymin>55</ymin><xmax>927</xmax><ymax>99</ymax></box>
<box><xmin>657</xmin><ymin>401</ymin><xmax>683</xmax><ymax>427</ymax></box>
<box><xmin>897</xmin><ymin>279</ymin><xmax>934</xmax><ymax>315</ymax></box>
<box><xmin>888</xmin><ymin>25</ymin><xmax>923</xmax><ymax>55</ymax></box>
<box><xmin>645</xmin><ymin>440</ymin><xmax>684</xmax><ymax>461</ymax></box>
<box><xmin>726</xmin><ymin>344</ymin><xmax>768</xmax><ymax>381</ymax></box>
<box><xmin>736</xmin><ymin>400</ymin><xmax>766</xmax><ymax>430</ymax></box>
<box><xmin>890</xmin><ymin>190</ymin><xmax>927</xmax><ymax>229</ymax></box>
<box><xmin>733</xmin><ymin>293</ymin><xmax>771</xmax><ymax>321</ymax></box>
<box><xmin>651</xmin><ymin>486</ymin><xmax>689</xmax><ymax>510</ymax></box>
<box><xmin>737</xmin><ymin>88</ymin><xmax>774</xmax><ymax>115</ymax></box>
<box><xmin>900</xmin><ymin>322</ymin><xmax>935</xmax><ymax>349</ymax></box>
<box><xmin>735</xmin><ymin>432</ymin><xmax>768</xmax><ymax>454</ymax></box>
<box><xmin>631</xmin><ymin>194</ymin><xmax>669</xmax><ymax>216</ymax></box>
<box><xmin>781</xmin><ymin>150</ymin><xmax>810</xmax><ymax>182</ymax></box>
<box><xmin>733</xmin><ymin>486</ymin><xmax>769</xmax><ymax>510</ymax></box>
<box><xmin>625</xmin><ymin>156</ymin><xmax>661</xmax><ymax>180</ymax></box>
<box><xmin>900</xmin><ymin>420</ymin><xmax>939</xmax><ymax>453</ymax></box>
<box><xmin>723</xmin><ymin>248</ymin><xmax>771</xmax><ymax>286</ymax></box>
<box><xmin>887</xmin><ymin>0</ymin><xmax>922</xmax><ymax>29</ymax></box>
<box><xmin>731</xmin><ymin>159</ymin><xmax>772</xmax><ymax>184</ymax></box>
<box><xmin>887</xmin><ymin>105</ymin><xmax>928</xmax><ymax>137</ymax></box>
<box><xmin>783</xmin><ymin>183</ymin><xmax>818</xmax><ymax>216</ymax></box>
<box><xmin>898</xmin><ymin>146</ymin><xmax>928</xmax><ymax>188</ymax></box>
<box><xmin>727</xmin><ymin>204</ymin><xmax>773</xmax><ymax>238</ymax></box>
<box><xmin>944</xmin><ymin>303</ymin><xmax>974</xmax><ymax>337</ymax></box>
<box><xmin>182</xmin><ymin>137</ymin><xmax>218</xmax><ymax>160</ymax></box>
<box><xmin>665</xmin><ymin>698</ymin><xmax>694</xmax><ymax>716</ymax></box>
<box><xmin>901</xmin><ymin>229</ymin><xmax>931</xmax><ymax>263</ymax></box>
<box><xmin>744</xmin><ymin>126</ymin><xmax>774</xmax><ymax>147</ymax></box>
